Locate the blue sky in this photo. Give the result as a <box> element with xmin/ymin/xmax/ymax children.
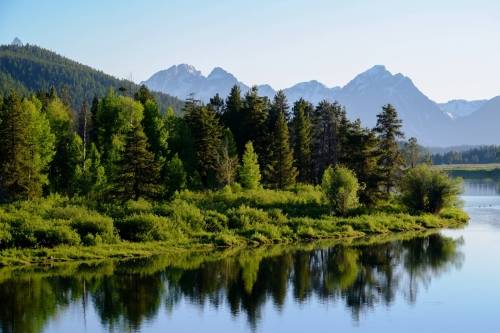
<box><xmin>1</xmin><ymin>0</ymin><xmax>499</xmax><ymax>102</ymax></box>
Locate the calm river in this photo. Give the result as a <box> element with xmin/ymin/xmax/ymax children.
<box><xmin>1</xmin><ymin>178</ymin><xmax>499</xmax><ymax>333</ymax></box>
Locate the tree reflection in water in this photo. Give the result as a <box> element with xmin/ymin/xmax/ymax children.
<box><xmin>0</xmin><ymin>233</ymin><xmax>463</xmax><ymax>332</ymax></box>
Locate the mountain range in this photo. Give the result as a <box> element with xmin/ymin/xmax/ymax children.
<box><xmin>143</xmin><ymin>64</ymin><xmax>500</xmax><ymax>146</ymax></box>
<box><xmin>1</xmin><ymin>40</ymin><xmax>498</xmax><ymax>147</ymax></box>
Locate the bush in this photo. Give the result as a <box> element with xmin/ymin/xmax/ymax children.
<box><xmin>399</xmin><ymin>165</ymin><xmax>462</xmax><ymax>214</ymax></box>
<box><xmin>35</xmin><ymin>225</ymin><xmax>81</xmax><ymax>247</ymax></box>
<box><xmin>204</xmin><ymin>210</ymin><xmax>228</xmax><ymax>232</ymax></box>
<box><xmin>155</xmin><ymin>199</ymin><xmax>204</xmax><ymax>230</ymax></box>
<box><xmin>116</xmin><ymin>213</ymin><xmax>174</xmax><ymax>242</ymax></box>
<box><xmin>70</xmin><ymin>212</ymin><xmax>116</xmax><ymax>241</ymax></box>
<box><xmin>0</xmin><ymin>222</ymin><xmax>12</xmax><ymax>248</ymax></box>
<box><xmin>322</xmin><ymin>165</ymin><xmax>360</xmax><ymax>216</ymax></box>
<box><xmin>125</xmin><ymin>199</ymin><xmax>153</xmax><ymax>214</ymax></box>
<box><xmin>227</xmin><ymin>205</ymin><xmax>270</xmax><ymax>229</ymax></box>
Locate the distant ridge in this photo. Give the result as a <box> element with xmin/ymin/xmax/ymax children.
<box><xmin>0</xmin><ymin>43</ymin><xmax>184</xmax><ymax>113</ymax></box>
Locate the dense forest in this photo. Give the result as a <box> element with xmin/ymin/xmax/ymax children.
<box><xmin>0</xmin><ymin>83</ymin><xmax>428</xmax><ymax>203</ymax></box>
<box><xmin>0</xmin><ymin>79</ymin><xmax>465</xmax><ymax>256</ymax></box>
<box><xmin>432</xmin><ymin>145</ymin><xmax>500</xmax><ymax>164</ymax></box>
<box><xmin>0</xmin><ymin>44</ymin><xmax>184</xmax><ymax>113</ymax></box>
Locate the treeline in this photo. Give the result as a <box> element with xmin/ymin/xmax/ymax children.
<box><xmin>1</xmin><ymin>83</ymin><xmax>426</xmax><ymax>206</ymax></box>
<box><xmin>0</xmin><ymin>44</ymin><xmax>184</xmax><ymax>113</ymax></box>
<box><xmin>432</xmin><ymin>145</ymin><xmax>500</xmax><ymax>165</ymax></box>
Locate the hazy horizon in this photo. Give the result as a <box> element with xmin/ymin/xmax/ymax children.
<box><xmin>1</xmin><ymin>0</ymin><xmax>499</xmax><ymax>102</ymax></box>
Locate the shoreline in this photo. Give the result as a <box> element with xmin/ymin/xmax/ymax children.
<box><xmin>0</xmin><ymin>214</ymin><xmax>467</xmax><ymax>267</ymax></box>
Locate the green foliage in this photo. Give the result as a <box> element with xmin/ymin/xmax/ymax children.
<box><xmin>108</xmin><ymin>124</ymin><xmax>161</xmax><ymax>201</ymax></box>
<box><xmin>292</xmin><ymin>98</ymin><xmax>313</xmax><ymax>183</ymax></box>
<box><xmin>155</xmin><ymin>199</ymin><xmax>204</xmax><ymax>231</ymax></box>
<box><xmin>116</xmin><ymin>214</ymin><xmax>177</xmax><ymax>242</ymax></box>
<box><xmin>266</xmin><ymin>109</ymin><xmax>297</xmax><ymax>188</ymax></box>
<box><xmin>399</xmin><ymin>165</ymin><xmax>462</xmax><ymax>214</ymax></box>
<box><xmin>0</xmin><ymin>93</ymin><xmax>55</xmax><ymax>200</ymax></box>
<box><xmin>0</xmin><ymin>44</ymin><xmax>183</xmax><ymax>112</ymax></box>
<box><xmin>374</xmin><ymin>104</ymin><xmax>404</xmax><ymax>196</ymax></box>
<box><xmin>215</xmin><ymin>130</ymin><xmax>239</xmax><ymax>187</ymax></box>
<box><xmin>184</xmin><ymin>98</ymin><xmax>223</xmax><ymax>186</ymax></box>
<box><xmin>239</xmin><ymin>142</ymin><xmax>261</xmax><ymax>189</ymax></box>
<box><xmin>163</xmin><ymin>154</ymin><xmax>187</xmax><ymax>198</ymax></box>
<box><xmin>322</xmin><ymin>165</ymin><xmax>360</xmax><ymax>215</ymax></box>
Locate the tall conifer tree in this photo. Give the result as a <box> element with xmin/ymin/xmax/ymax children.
<box><xmin>292</xmin><ymin>98</ymin><xmax>313</xmax><ymax>183</ymax></box>
<box><xmin>374</xmin><ymin>104</ymin><xmax>404</xmax><ymax>195</ymax></box>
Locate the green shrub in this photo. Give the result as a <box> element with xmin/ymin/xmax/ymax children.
<box><xmin>399</xmin><ymin>165</ymin><xmax>462</xmax><ymax>214</ymax></box>
<box><xmin>227</xmin><ymin>205</ymin><xmax>270</xmax><ymax>229</ymax></box>
<box><xmin>322</xmin><ymin>165</ymin><xmax>360</xmax><ymax>216</ymax></box>
<box><xmin>204</xmin><ymin>210</ymin><xmax>228</xmax><ymax>232</ymax></box>
<box><xmin>268</xmin><ymin>209</ymin><xmax>288</xmax><ymax>224</ymax></box>
<box><xmin>70</xmin><ymin>212</ymin><xmax>115</xmax><ymax>241</ymax></box>
<box><xmin>125</xmin><ymin>199</ymin><xmax>153</xmax><ymax>214</ymax></box>
<box><xmin>155</xmin><ymin>199</ymin><xmax>204</xmax><ymax>230</ymax></box>
<box><xmin>0</xmin><ymin>222</ymin><xmax>12</xmax><ymax>248</ymax></box>
<box><xmin>35</xmin><ymin>225</ymin><xmax>81</xmax><ymax>247</ymax></box>
<box><xmin>117</xmin><ymin>213</ymin><xmax>177</xmax><ymax>242</ymax></box>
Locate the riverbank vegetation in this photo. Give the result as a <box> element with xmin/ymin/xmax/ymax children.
<box><xmin>0</xmin><ymin>85</ymin><xmax>467</xmax><ymax>265</ymax></box>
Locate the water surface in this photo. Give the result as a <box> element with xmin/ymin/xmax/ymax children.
<box><xmin>1</xmin><ymin>178</ymin><xmax>499</xmax><ymax>333</ymax></box>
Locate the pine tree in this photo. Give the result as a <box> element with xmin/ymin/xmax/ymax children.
<box><xmin>209</xmin><ymin>93</ymin><xmax>224</xmax><ymax>115</ymax></box>
<box><xmin>242</xmin><ymin>86</ymin><xmax>269</xmax><ymax>168</ymax></box>
<box><xmin>342</xmin><ymin>120</ymin><xmax>382</xmax><ymax>205</ymax></box>
<box><xmin>292</xmin><ymin>98</ymin><xmax>313</xmax><ymax>183</ymax></box>
<box><xmin>0</xmin><ymin>93</ymin><xmax>55</xmax><ymax>200</ymax></box>
<box><xmin>311</xmin><ymin>101</ymin><xmax>344</xmax><ymax>183</ymax></box>
<box><xmin>109</xmin><ymin>124</ymin><xmax>161</xmax><ymax>201</ymax></box>
<box><xmin>239</xmin><ymin>142</ymin><xmax>261</xmax><ymax>190</ymax></box>
<box><xmin>374</xmin><ymin>104</ymin><xmax>404</xmax><ymax>196</ymax></box>
<box><xmin>223</xmin><ymin>85</ymin><xmax>244</xmax><ymax>154</ymax></box>
<box><xmin>184</xmin><ymin>98</ymin><xmax>222</xmax><ymax>187</ymax></box>
<box><xmin>267</xmin><ymin>111</ymin><xmax>297</xmax><ymax>188</ymax></box>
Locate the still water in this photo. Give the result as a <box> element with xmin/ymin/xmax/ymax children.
<box><xmin>1</xmin><ymin>178</ymin><xmax>499</xmax><ymax>333</ymax></box>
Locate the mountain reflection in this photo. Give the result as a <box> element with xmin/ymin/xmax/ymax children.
<box><xmin>0</xmin><ymin>233</ymin><xmax>463</xmax><ymax>333</ymax></box>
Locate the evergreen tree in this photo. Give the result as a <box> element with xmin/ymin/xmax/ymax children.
<box><xmin>267</xmin><ymin>111</ymin><xmax>297</xmax><ymax>188</ymax></box>
<box><xmin>374</xmin><ymin>104</ymin><xmax>404</xmax><ymax>195</ymax></box>
<box><xmin>311</xmin><ymin>101</ymin><xmax>344</xmax><ymax>183</ymax></box>
<box><xmin>184</xmin><ymin>98</ymin><xmax>223</xmax><ymax>187</ymax></box>
<box><xmin>109</xmin><ymin>124</ymin><xmax>161</xmax><ymax>201</ymax></box>
<box><xmin>342</xmin><ymin>120</ymin><xmax>382</xmax><ymax>205</ymax></box>
<box><xmin>0</xmin><ymin>93</ymin><xmax>55</xmax><ymax>200</ymax></box>
<box><xmin>292</xmin><ymin>98</ymin><xmax>313</xmax><ymax>183</ymax></box>
<box><xmin>209</xmin><ymin>93</ymin><xmax>224</xmax><ymax>115</ymax></box>
<box><xmin>239</xmin><ymin>142</ymin><xmax>261</xmax><ymax>190</ymax></box>
<box><xmin>223</xmin><ymin>85</ymin><xmax>244</xmax><ymax>154</ymax></box>
<box><xmin>242</xmin><ymin>86</ymin><xmax>269</xmax><ymax>168</ymax></box>
<box><xmin>163</xmin><ymin>154</ymin><xmax>187</xmax><ymax>198</ymax></box>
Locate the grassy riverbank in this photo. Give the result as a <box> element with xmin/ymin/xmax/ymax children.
<box><xmin>0</xmin><ymin>185</ymin><xmax>468</xmax><ymax>266</ymax></box>
<box><xmin>436</xmin><ymin>163</ymin><xmax>500</xmax><ymax>178</ymax></box>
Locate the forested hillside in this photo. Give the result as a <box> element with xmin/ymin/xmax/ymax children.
<box><xmin>0</xmin><ymin>44</ymin><xmax>184</xmax><ymax>113</ymax></box>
